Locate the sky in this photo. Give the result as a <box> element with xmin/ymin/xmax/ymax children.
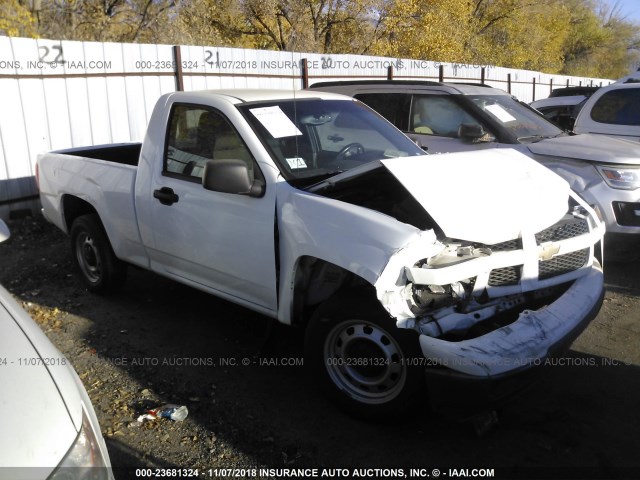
<box><xmin>603</xmin><ymin>0</ymin><xmax>640</xmax><ymax>24</ymax></box>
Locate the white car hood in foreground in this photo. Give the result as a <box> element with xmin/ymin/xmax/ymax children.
<box><xmin>0</xmin><ymin>294</ymin><xmax>78</xmax><ymax>471</ymax></box>
<box><xmin>382</xmin><ymin>149</ymin><xmax>569</xmax><ymax>245</ymax></box>
<box><xmin>527</xmin><ymin>133</ymin><xmax>640</xmax><ymax>165</ymax></box>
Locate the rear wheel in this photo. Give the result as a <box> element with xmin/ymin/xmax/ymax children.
<box><xmin>304</xmin><ymin>291</ymin><xmax>425</xmax><ymax>417</ymax></box>
<box><xmin>70</xmin><ymin>214</ymin><xmax>126</xmax><ymax>293</ymax></box>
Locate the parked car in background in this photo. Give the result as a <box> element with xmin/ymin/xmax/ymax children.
<box><xmin>530</xmin><ymin>86</ymin><xmax>599</xmax><ymax>131</ymax></box>
<box><xmin>574</xmin><ymin>80</ymin><xmax>640</xmax><ymax>142</ymax></box>
<box><xmin>0</xmin><ymin>219</ymin><xmax>113</xmax><ymax>479</ymax></box>
<box><xmin>309</xmin><ymin>80</ymin><xmax>640</xmax><ymax>250</ymax></box>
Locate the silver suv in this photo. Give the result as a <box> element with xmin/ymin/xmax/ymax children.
<box><xmin>309</xmin><ymin>80</ymin><xmax>640</xmax><ymax>250</ymax></box>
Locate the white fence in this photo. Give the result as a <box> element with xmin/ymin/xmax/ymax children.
<box><xmin>0</xmin><ymin>36</ymin><xmax>612</xmax><ymax>219</ymax></box>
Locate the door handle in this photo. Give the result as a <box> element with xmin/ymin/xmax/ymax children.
<box><xmin>153</xmin><ymin>187</ymin><xmax>179</xmax><ymax>206</ymax></box>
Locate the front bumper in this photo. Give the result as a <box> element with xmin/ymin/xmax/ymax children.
<box><xmin>419</xmin><ymin>263</ymin><xmax>603</xmax><ymax>410</ymax></box>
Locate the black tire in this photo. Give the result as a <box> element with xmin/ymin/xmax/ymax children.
<box><xmin>69</xmin><ymin>214</ymin><xmax>126</xmax><ymax>293</ymax></box>
<box><xmin>304</xmin><ymin>290</ymin><xmax>425</xmax><ymax>418</ymax></box>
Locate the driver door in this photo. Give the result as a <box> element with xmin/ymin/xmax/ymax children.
<box><xmin>143</xmin><ymin>103</ymin><xmax>278</xmax><ymax>313</ymax></box>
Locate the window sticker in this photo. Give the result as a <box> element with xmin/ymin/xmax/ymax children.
<box><xmin>250</xmin><ymin>106</ymin><xmax>303</xmax><ymax>138</ymax></box>
<box><xmin>485</xmin><ymin>104</ymin><xmax>517</xmax><ymax>123</ymax></box>
<box><xmin>285</xmin><ymin>157</ymin><xmax>308</xmax><ymax>169</ymax></box>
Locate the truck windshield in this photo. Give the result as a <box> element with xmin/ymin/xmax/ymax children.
<box><xmin>239</xmin><ymin>99</ymin><xmax>424</xmax><ymax>184</ymax></box>
<box><xmin>468</xmin><ymin>95</ymin><xmax>564</xmax><ymax>143</ymax></box>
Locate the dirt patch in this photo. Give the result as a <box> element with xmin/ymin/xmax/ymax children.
<box><xmin>1</xmin><ymin>215</ymin><xmax>639</xmax><ymax>479</ymax></box>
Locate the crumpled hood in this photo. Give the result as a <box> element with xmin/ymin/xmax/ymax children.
<box><xmin>0</xmin><ymin>294</ymin><xmax>78</xmax><ymax>469</ymax></box>
<box><xmin>527</xmin><ymin>133</ymin><xmax>640</xmax><ymax>165</ymax></box>
<box><xmin>382</xmin><ymin>149</ymin><xmax>569</xmax><ymax>245</ymax></box>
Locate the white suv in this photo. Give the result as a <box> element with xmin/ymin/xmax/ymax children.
<box><xmin>574</xmin><ymin>80</ymin><xmax>640</xmax><ymax>142</ymax></box>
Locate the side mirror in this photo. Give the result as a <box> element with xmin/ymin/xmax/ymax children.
<box><xmin>202</xmin><ymin>159</ymin><xmax>265</xmax><ymax>198</ymax></box>
<box><xmin>0</xmin><ymin>219</ymin><xmax>10</xmax><ymax>243</ymax></box>
<box><xmin>458</xmin><ymin>123</ymin><xmax>486</xmax><ymax>141</ymax></box>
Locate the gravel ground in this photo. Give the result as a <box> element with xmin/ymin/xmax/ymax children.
<box><xmin>1</xmin><ymin>215</ymin><xmax>639</xmax><ymax>480</ymax></box>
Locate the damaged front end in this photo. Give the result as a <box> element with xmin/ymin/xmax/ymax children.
<box><xmin>376</xmin><ymin>193</ymin><xmax>604</xmax><ymax>381</ymax></box>
<box><xmin>304</xmin><ymin>149</ymin><xmax>605</xmax><ymax>412</ymax></box>
<box><xmin>369</xmin><ymin>150</ymin><xmax>606</xmax><ymax>388</ymax></box>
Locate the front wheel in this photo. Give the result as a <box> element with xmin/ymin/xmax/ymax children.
<box><xmin>304</xmin><ymin>291</ymin><xmax>425</xmax><ymax>417</ymax></box>
<box><xmin>70</xmin><ymin>214</ymin><xmax>126</xmax><ymax>293</ymax></box>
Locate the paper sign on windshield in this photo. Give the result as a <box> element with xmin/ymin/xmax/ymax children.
<box><xmin>485</xmin><ymin>104</ymin><xmax>517</xmax><ymax>123</ymax></box>
<box><xmin>250</xmin><ymin>106</ymin><xmax>303</xmax><ymax>138</ymax></box>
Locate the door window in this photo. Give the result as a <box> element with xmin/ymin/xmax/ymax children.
<box><xmin>591</xmin><ymin>89</ymin><xmax>640</xmax><ymax>126</ymax></box>
<box><xmin>410</xmin><ymin>95</ymin><xmax>479</xmax><ymax>137</ymax></box>
<box><xmin>354</xmin><ymin>93</ymin><xmax>411</xmax><ymax>131</ymax></box>
<box><xmin>164</xmin><ymin>105</ymin><xmax>255</xmax><ymax>181</ymax></box>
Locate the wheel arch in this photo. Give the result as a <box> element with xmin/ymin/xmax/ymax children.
<box><xmin>62</xmin><ymin>195</ymin><xmax>100</xmax><ymax>233</ymax></box>
<box><xmin>290</xmin><ymin>255</ymin><xmax>377</xmax><ymax>328</ymax></box>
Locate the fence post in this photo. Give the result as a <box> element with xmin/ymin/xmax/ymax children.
<box><xmin>550</xmin><ymin>78</ymin><xmax>553</xmax><ymax>95</ymax></box>
<box><xmin>387</xmin><ymin>65</ymin><xmax>394</xmax><ymax>80</ymax></box>
<box><xmin>507</xmin><ymin>73</ymin><xmax>511</xmax><ymax>93</ymax></box>
<box><xmin>301</xmin><ymin>58</ymin><xmax>309</xmax><ymax>88</ymax></box>
<box><xmin>532</xmin><ymin>77</ymin><xmax>536</xmax><ymax>101</ymax></box>
<box><xmin>566</xmin><ymin>79</ymin><xmax>570</xmax><ymax>88</ymax></box>
<box><xmin>173</xmin><ymin>46</ymin><xmax>184</xmax><ymax>92</ymax></box>
<box><xmin>481</xmin><ymin>67</ymin><xmax>485</xmax><ymax>85</ymax></box>
<box><xmin>439</xmin><ymin>64</ymin><xmax>444</xmax><ymax>83</ymax></box>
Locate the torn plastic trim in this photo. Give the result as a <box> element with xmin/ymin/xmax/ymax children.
<box><xmin>417</xmin><ymin>293</ymin><xmax>522</xmax><ymax>337</ymax></box>
<box><xmin>417</xmin><ymin>264</ymin><xmax>603</xmax><ymax>377</ymax></box>
<box><xmin>374</xmin><ymin>219</ymin><xmax>603</xmax><ymax>322</ymax></box>
<box><xmin>415</xmin><ymin>287</ymin><xmax>561</xmax><ymax>338</ymax></box>
<box><xmin>374</xmin><ymin>229</ymin><xmax>443</xmax><ymax>321</ymax></box>
<box><xmin>405</xmin><ymin>230</ymin><xmax>601</xmax><ymax>288</ymax></box>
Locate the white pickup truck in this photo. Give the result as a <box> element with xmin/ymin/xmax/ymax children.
<box><xmin>38</xmin><ymin>89</ymin><xmax>605</xmax><ymax>417</ymax></box>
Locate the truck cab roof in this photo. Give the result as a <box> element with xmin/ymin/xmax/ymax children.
<box><xmin>168</xmin><ymin>89</ymin><xmax>351</xmax><ymax>104</ymax></box>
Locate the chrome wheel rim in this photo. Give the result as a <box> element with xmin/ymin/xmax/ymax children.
<box><xmin>324</xmin><ymin>319</ymin><xmax>407</xmax><ymax>405</ymax></box>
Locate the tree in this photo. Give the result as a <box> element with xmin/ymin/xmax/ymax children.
<box><xmin>371</xmin><ymin>0</ymin><xmax>473</xmax><ymax>62</ymax></box>
<box><xmin>0</xmin><ymin>0</ymin><xmax>38</xmax><ymax>37</ymax></box>
<box><xmin>370</xmin><ymin>0</ymin><xmax>572</xmax><ymax>73</ymax></box>
<box><xmin>5</xmin><ymin>0</ymin><xmax>637</xmax><ymax>79</ymax></box>
<box><xmin>467</xmin><ymin>0</ymin><xmax>572</xmax><ymax>72</ymax></box>
<box><xmin>172</xmin><ymin>0</ymin><xmax>385</xmax><ymax>53</ymax></box>
<box><xmin>560</xmin><ymin>0</ymin><xmax>640</xmax><ymax>78</ymax></box>
<box><xmin>31</xmin><ymin>0</ymin><xmax>178</xmax><ymax>43</ymax></box>
<box><xmin>169</xmin><ymin>0</ymin><xmax>254</xmax><ymax>47</ymax></box>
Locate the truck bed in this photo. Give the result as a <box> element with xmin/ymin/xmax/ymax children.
<box><xmin>38</xmin><ymin>146</ymin><xmax>146</xmax><ymax>268</ymax></box>
<box><xmin>51</xmin><ymin>143</ymin><xmax>142</xmax><ymax>167</ymax></box>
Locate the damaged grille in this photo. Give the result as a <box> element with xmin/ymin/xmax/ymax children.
<box><xmin>488</xmin><ymin>239</ymin><xmax>521</xmax><ymax>252</ymax></box>
<box><xmin>539</xmin><ymin>249</ymin><xmax>589</xmax><ymax>280</ymax></box>
<box><xmin>535</xmin><ymin>217</ymin><xmax>589</xmax><ymax>244</ymax></box>
<box><xmin>450</xmin><ymin>214</ymin><xmax>592</xmax><ymax>290</ymax></box>
<box><xmin>488</xmin><ymin>266</ymin><xmax>521</xmax><ymax>286</ymax></box>
<box><xmin>450</xmin><ymin>238</ymin><xmax>521</xmax><ymax>252</ymax></box>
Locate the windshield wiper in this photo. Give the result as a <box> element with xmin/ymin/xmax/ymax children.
<box><xmin>517</xmin><ymin>134</ymin><xmax>547</xmax><ymax>143</ymax></box>
<box><xmin>292</xmin><ymin>169</ymin><xmax>345</xmax><ymax>189</ymax></box>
